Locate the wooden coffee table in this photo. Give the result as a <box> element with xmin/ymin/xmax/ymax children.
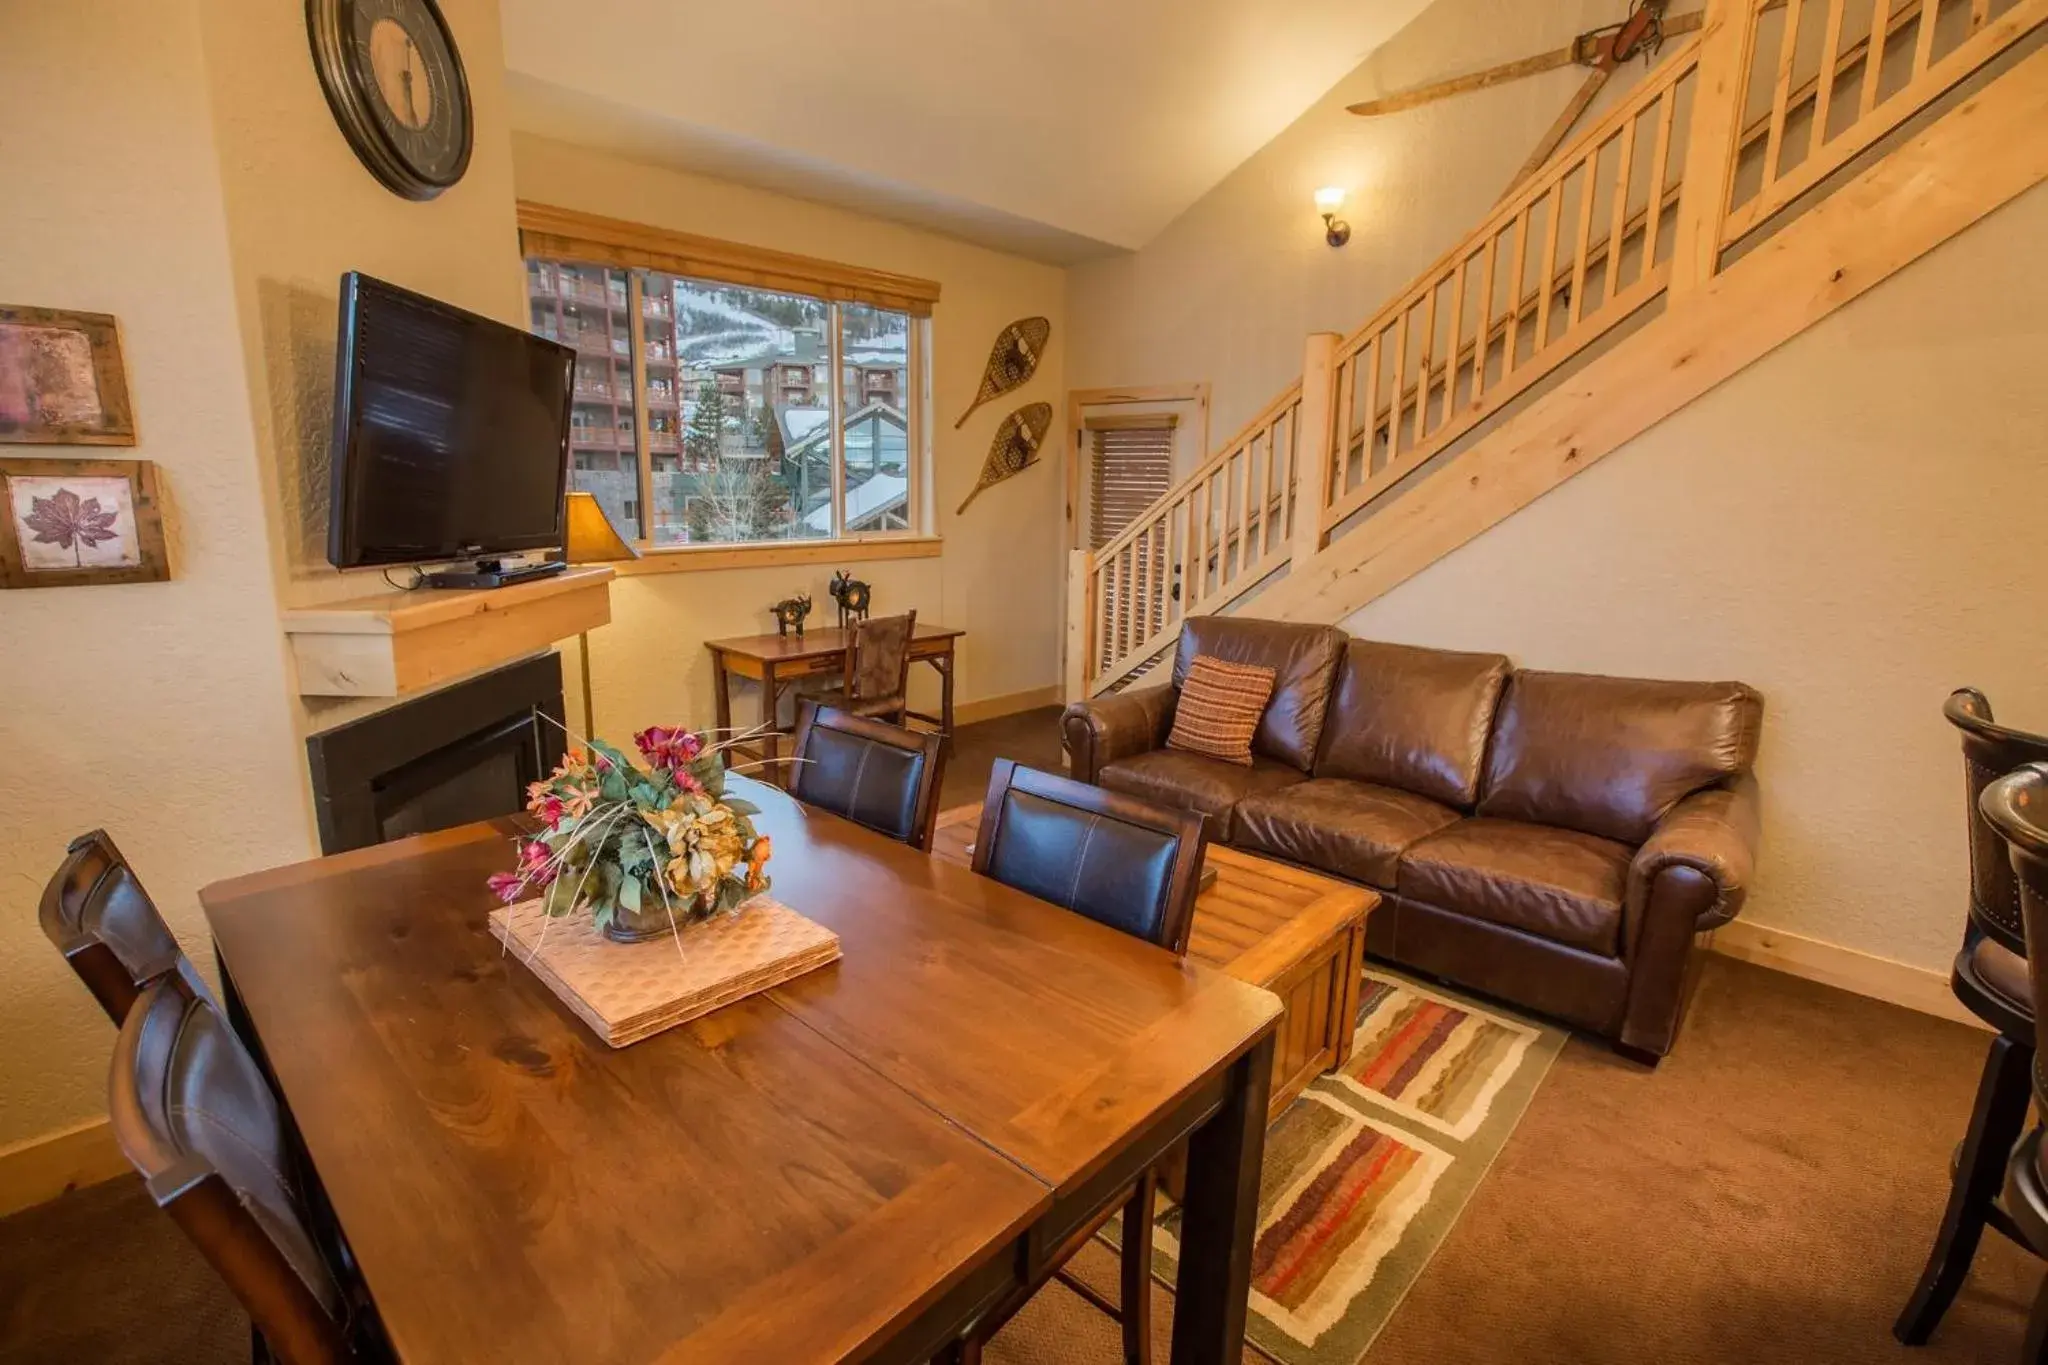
<box><xmin>932</xmin><ymin>807</ymin><xmax>1376</xmax><ymax>1118</ymax></box>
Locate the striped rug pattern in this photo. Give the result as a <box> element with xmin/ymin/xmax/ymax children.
<box><xmin>1129</xmin><ymin>970</ymin><xmax>1564</xmax><ymax>1365</ymax></box>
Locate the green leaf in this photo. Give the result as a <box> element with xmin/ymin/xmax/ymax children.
<box><xmin>619</xmin><ymin>873</ymin><xmax>642</xmax><ymax>913</ymax></box>
<box><xmin>722</xmin><ymin>797</ymin><xmax>760</xmax><ymax>817</ymax></box>
<box><xmin>617</xmin><ymin>839</ymin><xmax>653</xmax><ymax>872</ymax></box>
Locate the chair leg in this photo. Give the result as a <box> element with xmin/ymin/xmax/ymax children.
<box><xmin>1120</xmin><ymin>1172</ymin><xmax>1157</xmax><ymax>1365</ymax></box>
<box><xmin>1895</xmin><ymin>1031</ymin><xmax>2034</xmax><ymax>1345</ymax></box>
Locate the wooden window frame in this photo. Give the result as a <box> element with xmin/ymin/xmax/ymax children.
<box><xmin>519</xmin><ymin>202</ymin><xmax>942</xmax><ymax>573</ymax></box>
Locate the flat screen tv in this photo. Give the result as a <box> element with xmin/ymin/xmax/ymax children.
<box><xmin>327</xmin><ymin>272</ymin><xmax>574</xmax><ymax>570</ymax></box>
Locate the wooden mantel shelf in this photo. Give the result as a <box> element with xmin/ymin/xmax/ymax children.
<box><xmin>283</xmin><ymin>566</ymin><xmax>615</xmax><ymax>698</ymax></box>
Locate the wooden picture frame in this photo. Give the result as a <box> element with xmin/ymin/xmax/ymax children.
<box><xmin>0</xmin><ymin>306</ymin><xmax>136</xmax><ymax>445</ymax></box>
<box><xmin>0</xmin><ymin>457</ymin><xmax>170</xmax><ymax>588</ymax></box>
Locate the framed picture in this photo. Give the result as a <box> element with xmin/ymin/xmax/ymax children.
<box><xmin>0</xmin><ymin>306</ymin><xmax>136</xmax><ymax>445</ymax></box>
<box><xmin>0</xmin><ymin>457</ymin><xmax>169</xmax><ymax>588</ymax></box>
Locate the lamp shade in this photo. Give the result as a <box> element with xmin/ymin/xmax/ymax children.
<box><xmin>564</xmin><ymin>491</ymin><xmax>640</xmax><ymax>565</ymax></box>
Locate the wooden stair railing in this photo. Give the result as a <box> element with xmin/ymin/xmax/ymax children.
<box><xmin>1720</xmin><ymin>0</ymin><xmax>2046</xmax><ymax>241</ymax></box>
<box><xmin>1065</xmin><ymin>0</ymin><xmax>2048</xmax><ymax>702</ymax></box>
<box><xmin>1321</xmin><ymin>35</ymin><xmax>1700</xmax><ymax>538</ymax></box>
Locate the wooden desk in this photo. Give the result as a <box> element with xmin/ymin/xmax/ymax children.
<box><xmin>705</xmin><ymin>623</ymin><xmax>964</xmax><ymax>772</ymax></box>
<box><xmin>201</xmin><ymin>777</ymin><xmax>1279</xmax><ymax>1365</ymax></box>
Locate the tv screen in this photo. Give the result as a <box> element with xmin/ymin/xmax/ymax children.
<box><xmin>327</xmin><ymin>272</ymin><xmax>574</xmax><ymax>569</ymax></box>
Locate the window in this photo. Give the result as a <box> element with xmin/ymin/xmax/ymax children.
<box><xmin>519</xmin><ymin>206</ymin><xmax>939</xmax><ymax>557</ymax></box>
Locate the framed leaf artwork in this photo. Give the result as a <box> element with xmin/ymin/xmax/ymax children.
<box><xmin>0</xmin><ymin>306</ymin><xmax>136</xmax><ymax>445</ymax></box>
<box><xmin>0</xmin><ymin>457</ymin><xmax>169</xmax><ymax>588</ymax></box>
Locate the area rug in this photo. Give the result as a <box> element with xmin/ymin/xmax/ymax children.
<box><xmin>1107</xmin><ymin>969</ymin><xmax>1566</xmax><ymax>1365</ymax></box>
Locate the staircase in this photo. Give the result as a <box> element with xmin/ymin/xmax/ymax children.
<box><xmin>1066</xmin><ymin>0</ymin><xmax>2048</xmax><ymax>698</ymax></box>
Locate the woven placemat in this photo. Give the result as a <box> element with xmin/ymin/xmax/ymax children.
<box><xmin>489</xmin><ymin>895</ymin><xmax>840</xmax><ymax>1047</ymax></box>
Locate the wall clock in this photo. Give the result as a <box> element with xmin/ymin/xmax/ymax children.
<box><xmin>307</xmin><ymin>0</ymin><xmax>473</xmax><ymax>201</ymax></box>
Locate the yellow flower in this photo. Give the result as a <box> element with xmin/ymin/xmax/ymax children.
<box><xmin>651</xmin><ymin>796</ymin><xmax>749</xmax><ymax>909</ymax></box>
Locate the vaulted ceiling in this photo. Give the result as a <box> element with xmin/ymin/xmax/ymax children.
<box><xmin>499</xmin><ymin>0</ymin><xmax>1436</xmax><ymax>262</ymax></box>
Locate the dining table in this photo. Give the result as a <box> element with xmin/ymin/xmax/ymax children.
<box><xmin>200</xmin><ymin>774</ymin><xmax>1282</xmax><ymax>1365</ymax></box>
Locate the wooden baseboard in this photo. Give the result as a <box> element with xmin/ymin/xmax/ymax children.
<box><xmin>951</xmin><ymin>684</ymin><xmax>1064</xmax><ymax>727</ymax></box>
<box><xmin>0</xmin><ymin>1118</ymin><xmax>129</xmax><ymax>1219</ymax></box>
<box><xmin>1708</xmin><ymin>919</ymin><xmax>1985</xmax><ymax>1030</ymax></box>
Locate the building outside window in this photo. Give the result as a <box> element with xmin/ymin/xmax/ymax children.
<box><xmin>525</xmin><ymin>247</ymin><xmax>928</xmax><ymax>552</ymax></box>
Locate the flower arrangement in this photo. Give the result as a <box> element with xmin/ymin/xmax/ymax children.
<box><xmin>487</xmin><ymin>725</ymin><xmax>772</xmax><ymax>942</ymax></box>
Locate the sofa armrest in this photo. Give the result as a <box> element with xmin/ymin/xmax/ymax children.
<box><xmin>1628</xmin><ymin>773</ymin><xmax>1760</xmax><ymax>935</ymax></box>
<box><xmin>1062</xmin><ymin>686</ymin><xmax>1177</xmax><ymax>784</ymax></box>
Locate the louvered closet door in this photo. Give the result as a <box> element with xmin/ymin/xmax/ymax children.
<box><xmin>1089</xmin><ymin>420</ymin><xmax>1175</xmax><ymax>647</ymax></box>
<box><xmin>1088</xmin><ymin>424</ymin><xmax>1173</xmax><ymax>548</ymax></box>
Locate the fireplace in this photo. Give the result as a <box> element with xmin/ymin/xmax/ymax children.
<box><xmin>305</xmin><ymin>655</ymin><xmax>566</xmax><ymax>854</ymax></box>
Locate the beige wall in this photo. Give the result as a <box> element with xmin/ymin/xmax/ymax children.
<box><xmin>1066</xmin><ymin>0</ymin><xmax>1662</xmax><ymax>439</ymax></box>
<box><xmin>1346</xmin><ymin>181</ymin><xmax>2048</xmax><ymax>975</ymax></box>
<box><xmin>512</xmin><ymin>134</ymin><xmax>1070</xmax><ymax>739</ymax></box>
<box><xmin>197</xmin><ymin>0</ymin><xmax>531</xmax><ymax>739</ymax></box>
<box><xmin>0</xmin><ymin>2</ymin><xmax>307</xmax><ymax>1148</ymax></box>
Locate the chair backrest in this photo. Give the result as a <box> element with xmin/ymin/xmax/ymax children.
<box><xmin>40</xmin><ymin>829</ymin><xmax>192</xmax><ymax>1024</ymax></box>
<box><xmin>971</xmin><ymin>760</ymin><xmax>1206</xmax><ymax>953</ymax></box>
<box><xmin>845</xmin><ymin>609</ymin><xmax>917</xmax><ymax>704</ymax></box>
<box><xmin>789</xmin><ymin>700</ymin><xmax>947</xmax><ymax>850</ymax></box>
<box><xmin>1982</xmin><ymin>763</ymin><xmax>2048</xmax><ymax>1042</ymax></box>
<box><xmin>1947</xmin><ymin>689</ymin><xmax>2048</xmax><ymax>955</ymax></box>
<box><xmin>109</xmin><ymin>972</ymin><xmax>352</xmax><ymax>1365</ymax></box>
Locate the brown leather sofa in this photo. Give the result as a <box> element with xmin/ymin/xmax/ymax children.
<box><xmin>1062</xmin><ymin>617</ymin><xmax>1762</xmax><ymax>1061</ymax></box>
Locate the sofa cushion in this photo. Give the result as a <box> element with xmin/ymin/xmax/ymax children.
<box><xmin>1233</xmin><ymin>778</ymin><xmax>1462</xmax><ymax>889</ymax></box>
<box><xmin>1478</xmin><ymin>671</ymin><xmax>1763</xmax><ymax>846</ymax></box>
<box><xmin>1397</xmin><ymin>817</ymin><xmax>1633</xmax><ymax>957</ymax></box>
<box><xmin>1167</xmin><ymin>655</ymin><xmax>1277</xmax><ymax>766</ymax></box>
<box><xmin>1099</xmin><ymin>748</ymin><xmax>1304</xmax><ymax>842</ymax></box>
<box><xmin>1172</xmin><ymin>618</ymin><xmax>1347</xmax><ymax>772</ymax></box>
<box><xmin>1315</xmin><ymin>639</ymin><xmax>1511</xmax><ymax>807</ymax></box>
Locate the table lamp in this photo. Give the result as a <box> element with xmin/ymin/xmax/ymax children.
<box><xmin>564</xmin><ymin>490</ymin><xmax>639</xmax><ymax>738</ymax></box>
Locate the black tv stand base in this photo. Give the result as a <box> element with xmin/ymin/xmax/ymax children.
<box><xmin>421</xmin><ymin>559</ymin><xmax>568</xmax><ymax>590</ymax></box>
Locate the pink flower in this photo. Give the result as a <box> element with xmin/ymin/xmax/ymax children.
<box><xmin>517</xmin><ymin>840</ymin><xmax>558</xmax><ymax>887</ymax></box>
<box><xmin>486</xmin><ymin>871</ymin><xmax>527</xmax><ymax>904</ymax></box>
<box><xmin>635</xmin><ymin>725</ymin><xmax>704</xmax><ymax>771</ymax></box>
<box><xmin>532</xmin><ymin>795</ymin><xmax>566</xmax><ymax>826</ymax></box>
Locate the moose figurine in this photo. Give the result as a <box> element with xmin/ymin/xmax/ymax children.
<box><xmin>769</xmin><ymin>593</ymin><xmax>812</xmax><ymax>638</ymax></box>
<box><xmin>828</xmin><ymin>571</ymin><xmax>872</xmax><ymax>631</ymax></box>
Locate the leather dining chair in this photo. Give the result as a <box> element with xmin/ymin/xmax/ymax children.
<box><xmin>950</xmin><ymin>760</ymin><xmax>1208</xmax><ymax>1365</ymax></box>
<box><xmin>1897</xmin><ymin>690</ymin><xmax>2048</xmax><ymax>1346</ymax></box>
<box><xmin>109</xmin><ymin>970</ymin><xmax>378</xmax><ymax>1365</ymax></box>
<box><xmin>787</xmin><ymin>699</ymin><xmax>947</xmax><ymax>851</ymax></box>
<box><xmin>1981</xmin><ymin>762</ymin><xmax>2048</xmax><ymax>1362</ymax></box>
<box><xmin>39</xmin><ymin>828</ymin><xmax>212</xmax><ymax>1024</ymax></box>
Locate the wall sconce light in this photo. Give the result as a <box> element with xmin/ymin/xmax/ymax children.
<box><xmin>1315</xmin><ymin>187</ymin><xmax>1351</xmax><ymax>248</ymax></box>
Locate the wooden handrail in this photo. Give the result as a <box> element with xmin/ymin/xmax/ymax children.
<box><xmin>1336</xmin><ymin>33</ymin><xmax>1702</xmax><ymax>359</ymax></box>
<box><xmin>1345</xmin><ymin>177</ymin><xmax>1687</xmax><ymax>449</ymax></box>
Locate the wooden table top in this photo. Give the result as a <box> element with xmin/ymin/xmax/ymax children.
<box><xmin>705</xmin><ymin>621</ymin><xmax>964</xmax><ymax>663</ymax></box>
<box><xmin>200</xmin><ymin>778</ymin><xmax>1279</xmax><ymax>1365</ymax></box>
<box><xmin>930</xmin><ymin>807</ymin><xmax>1377</xmax><ymax>990</ymax></box>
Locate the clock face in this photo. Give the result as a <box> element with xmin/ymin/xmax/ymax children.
<box><xmin>308</xmin><ymin>0</ymin><xmax>473</xmax><ymax>199</ymax></box>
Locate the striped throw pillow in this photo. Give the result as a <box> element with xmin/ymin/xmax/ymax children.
<box><xmin>1167</xmin><ymin>655</ymin><xmax>1277</xmax><ymax>767</ymax></box>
